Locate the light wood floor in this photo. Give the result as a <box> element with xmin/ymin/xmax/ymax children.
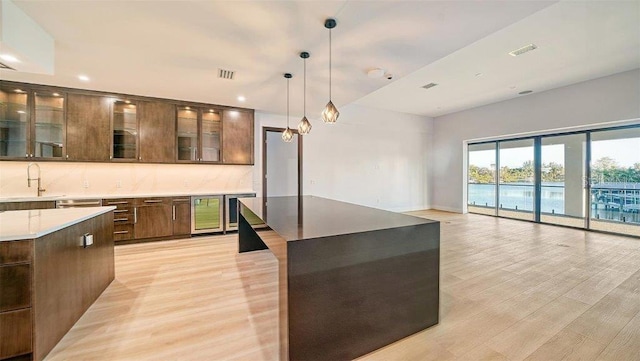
<box><xmin>44</xmin><ymin>211</ymin><xmax>640</xmax><ymax>361</ymax></box>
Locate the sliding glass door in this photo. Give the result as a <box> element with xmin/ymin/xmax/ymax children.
<box><xmin>589</xmin><ymin>127</ymin><xmax>640</xmax><ymax>236</ymax></box>
<box><xmin>539</xmin><ymin>134</ymin><xmax>587</xmax><ymax>228</ymax></box>
<box><xmin>468</xmin><ymin>143</ymin><xmax>497</xmax><ymax>216</ymax></box>
<box><xmin>498</xmin><ymin>139</ymin><xmax>535</xmax><ymax>221</ymax></box>
<box><xmin>467</xmin><ymin>124</ymin><xmax>640</xmax><ymax>237</ymax></box>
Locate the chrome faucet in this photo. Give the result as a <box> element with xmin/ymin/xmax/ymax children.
<box><xmin>27</xmin><ymin>162</ymin><xmax>46</xmax><ymax>197</ymax></box>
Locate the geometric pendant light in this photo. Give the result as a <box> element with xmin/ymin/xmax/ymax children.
<box><xmin>297</xmin><ymin>51</ymin><xmax>312</xmax><ymax>135</ymax></box>
<box><xmin>321</xmin><ymin>18</ymin><xmax>339</xmax><ymax>124</ymax></box>
<box><xmin>282</xmin><ymin>73</ymin><xmax>294</xmax><ymax>142</ymax></box>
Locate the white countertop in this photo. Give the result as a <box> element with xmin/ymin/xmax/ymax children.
<box><xmin>0</xmin><ymin>191</ymin><xmax>256</xmax><ymax>203</ymax></box>
<box><xmin>0</xmin><ymin>207</ymin><xmax>116</xmax><ymax>241</ymax></box>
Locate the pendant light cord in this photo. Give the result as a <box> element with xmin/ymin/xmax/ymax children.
<box><xmin>287</xmin><ymin>77</ymin><xmax>290</xmax><ymax>127</ymax></box>
<box><xmin>303</xmin><ymin>57</ymin><xmax>306</xmax><ymax>116</ymax></box>
<box><xmin>329</xmin><ymin>28</ymin><xmax>332</xmax><ymax>100</ymax></box>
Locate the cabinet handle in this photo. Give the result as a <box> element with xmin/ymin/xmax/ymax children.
<box><xmin>172</xmin><ymin>205</ymin><xmax>176</xmax><ymax>221</ymax></box>
<box><xmin>114</xmin><ymin>230</ymin><xmax>129</xmax><ymax>235</ymax></box>
<box><xmin>134</xmin><ymin>207</ymin><xmax>137</xmax><ymax>224</ymax></box>
<box><xmin>144</xmin><ymin>199</ymin><xmax>163</xmax><ymax>203</ymax></box>
<box><xmin>113</xmin><ymin>209</ymin><xmax>127</xmax><ymax>213</ymax></box>
<box><xmin>107</xmin><ymin>201</ymin><xmax>129</xmax><ymax>205</ymax></box>
<box><xmin>174</xmin><ymin>198</ymin><xmax>190</xmax><ymax>202</ymax></box>
<box><xmin>114</xmin><ymin>217</ymin><xmax>129</xmax><ymax>222</ymax></box>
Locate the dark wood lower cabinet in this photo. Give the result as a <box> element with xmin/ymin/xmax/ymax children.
<box><xmin>0</xmin><ymin>212</ymin><xmax>114</xmax><ymax>361</ymax></box>
<box><xmin>172</xmin><ymin>198</ymin><xmax>191</xmax><ymax>236</ymax></box>
<box><xmin>134</xmin><ymin>198</ymin><xmax>173</xmax><ymax>240</ymax></box>
<box><xmin>0</xmin><ymin>309</ymin><xmax>32</xmax><ymax>360</ymax></box>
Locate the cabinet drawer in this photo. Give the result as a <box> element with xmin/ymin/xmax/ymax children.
<box><xmin>103</xmin><ymin>198</ymin><xmax>135</xmax><ymax>210</ymax></box>
<box><xmin>0</xmin><ymin>308</ymin><xmax>32</xmax><ymax>359</ymax></box>
<box><xmin>0</xmin><ymin>264</ymin><xmax>30</xmax><ymax>312</ymax></box>
<box><xmin>135</xmin><ymin>197</ymin><xmax>171</xmax><ymax>206</ymax></box>
<box><xmin>0</xmin><ymin>241</ymin><xmax>32</xmax><ymax>265</ymax></box>
<box><xmin>113</xmin><ymin>224</ymin><xmax>134</xmax><ymax>242</ymax></box>
<box><xmin>113</xmin><ymin>213</ymin><xmax>134</xmax><ymax>224</ymax></box>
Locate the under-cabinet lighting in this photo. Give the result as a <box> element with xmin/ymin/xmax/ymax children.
<box><xmin>124</xmin><ymin>100</ymin><xmax>131</xmax><ymax>104</ymax></box>
<box><xmin>17</xmin><ymin>110</ymin><xmax>26</xmax><ymax>114</ymax></box>
<box><xmin>52</xmin><ymin>92</ymin><xmax>60</xmax><ymax>96</ymax></box>
<box><xmin>14</xmin><ymin>89</ymin><xmax>24</xmax><ymax>93</ymax></box>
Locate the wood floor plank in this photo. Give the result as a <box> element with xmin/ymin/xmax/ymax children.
<box><xmin>41</xmin><ymin>211</ymin><xmax>640</xmax><ymax>361</ymax></box>
<box><xmin>523</xmin><ymin>328</ymin><xmax>607</xmax><ymax>361</ymax></box>
<box><xmin>596</xmin><ymin>310</ymin><xmax>640</xmax><ymax>360</ymax></box>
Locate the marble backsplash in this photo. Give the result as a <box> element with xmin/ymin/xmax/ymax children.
<box><xmin>0</xmin><ymin>161</ymin><xmax>255</xmax><ymax>198</ymax></box>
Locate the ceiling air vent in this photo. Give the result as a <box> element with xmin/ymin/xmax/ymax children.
<box><xmin>0</xmin><ymin>61</ymin><xmax>16</xmax><ymax>70</ymax></box>
<box><xmin>509</xmin><ymin>44</ymin><xmax>537</xmax><ymax>57</ymax></box>
<box><xmin>421</xmin><ymin>83</ymin><xmax>438</xmax><ymax>90</ymax></box>
<box><xmin>218</xmin><ymin>68</ymin><xmax>235</xmax><ymax>80</ymax></box>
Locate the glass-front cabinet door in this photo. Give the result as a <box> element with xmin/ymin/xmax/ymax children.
<box><xmin>112</xmin><ymin>100</ymin><xmax>138</xmax><ymax>160</ymax></box>
<box><xmin>201</xmin><ymin>109</ymin><xmax>221</xmax><ymax>162</ymax></box>
<box><xmin>34</xmin><ymin>91</ymin><xmax>65</xmax><ymax>158</ymax></box>
<box><xmin>0</xmin><ymin>86</ymin><xmax>28</xmax><ymax>158</ymax></box>
<box><xmin>177</xmin><ymin>106</ymin><xmax>198</xmax><ymax>161</ymax></box>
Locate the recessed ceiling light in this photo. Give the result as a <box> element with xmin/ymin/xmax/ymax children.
<box><xmin>78</xmin><ymin>75</ymin><xmax>90</xmax><ymax>82</ymax></box>
<box><xmin>237</xmin><ymin>96</ymin><xmax>246</xmax><ymax>102</ymax></box>
<box><xmin>0</xmin><ymin>54</ymin><xmax>20</xmax><ymax>63</ymax></box>
<box><xmin>367</xmin><ymin>68</ymin><xmax>385</xmax><ymax>79</ymax></box>
<box><xmin>52</xmin><ymin>92</ymin><xmax>60</xmax><ymax>97</ymax></box>
<box><xmin>519</xmin><ymin>90</ymin><xmax>533</xmax><ymax>95</ymax></box>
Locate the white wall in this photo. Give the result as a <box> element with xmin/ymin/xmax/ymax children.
<box><xmin>255</xmin><ymin>104</ymin><xmax>433</xmax><ymax>212</ymax></box>
<box><xmin>432</xmin><ymin>69</ymin><xmax>640</xmax><ymax>213</ymax></box>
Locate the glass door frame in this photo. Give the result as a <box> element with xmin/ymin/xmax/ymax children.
<box><xmin>466</xmin><ymin>123</ymin><xmax>640</xmax><ymax>237</ymax></box>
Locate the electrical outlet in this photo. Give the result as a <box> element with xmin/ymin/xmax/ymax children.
<box><xmin>83</xmin><ymin>179</ymin><xmax>90</xmax><ymax>188</ymax></box>
<box><xmin>116</xmin><ymin>181</ymin><xmax>122</xmax><ymax>188</ymax></box>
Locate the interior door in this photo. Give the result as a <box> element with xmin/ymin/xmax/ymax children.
<box><xmin>263</xmin><ymin>128</ymin><xmax>301</xmax><ymax>198</ymax></box>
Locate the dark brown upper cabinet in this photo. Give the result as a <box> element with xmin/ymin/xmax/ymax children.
<box><xmin>0</xmin><ymin>85</ymin><xmax>29</xmax><ymax>159</ymax></box>
<box><xmin>0</xmin><ymin>81</ymin><xmax>254</xmax><ymax>165</ymax></box>
<box><xmin>66</xmin><ymin>94</ymin><xmax>111</xmax><ymax>161</ymax></box>
<box><xmin>0</xmin><ymin>84</ymin><xmax>66</xmax><ymax>160</ymax></box>
<box><xmin>138</xmin><ymin>101</ymin><xmax>175</xmax><ymax>163</ymax></box>
<box><xmin>176</xmin><ymin>106</ymin><xmax>222</xmax><ymax>163</ymax></box>
<box><xmin>33</xmin><ymin>90</ymin><xmax>66</xmax><ymax>159</ymax></box>
<box><xmin>222</xmin><ymin>109</ymin><xmax>254</xmax><ymax>165</ymax></box>
<box><xmin>111</xmin><ymin>100</ymin><xmax>138</xmax><ymax>161</ymax></box>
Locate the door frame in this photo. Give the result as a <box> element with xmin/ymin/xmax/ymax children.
<box><xmin>262</xmin><ymin>126</ymin><xmax>303</xmax><ymax>199</ymax></box>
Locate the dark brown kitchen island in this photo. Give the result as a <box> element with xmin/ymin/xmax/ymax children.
<box><xmin>238</xmin><ymin>196</ymin><xmax>440</xmax><ymax>361</ymax></box>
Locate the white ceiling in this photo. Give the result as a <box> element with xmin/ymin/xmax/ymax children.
<box><xmin>1</xmin><ymin>1</ymin><xmax>637</xmax><ymax>119</ymax></box>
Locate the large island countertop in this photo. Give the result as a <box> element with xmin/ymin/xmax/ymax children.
<box><xmin>0</xmin><ymin>207</ymin><xmax>115</xmax><ymax>241</ymax></box>
<box><xmin>238</xmin><ymin>196</ymin><xmax>440</xmax><ymax>361</ymax></box>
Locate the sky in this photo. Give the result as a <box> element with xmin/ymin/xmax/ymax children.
<box><xmin>470</xmin><ymin>137</ymin><xmax>640</xmax><ymax>169</ymax></box>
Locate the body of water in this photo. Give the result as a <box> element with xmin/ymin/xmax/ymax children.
<box><xmin>468</xmin><ymin>182</ymin><xmax>640</xmax><ymax>224</ymax></box>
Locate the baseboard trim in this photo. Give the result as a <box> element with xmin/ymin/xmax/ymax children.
<box><xmin>430</xmin><ymin>205</ymin><xmax>464</xmax><ymax>213</ymax></box>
